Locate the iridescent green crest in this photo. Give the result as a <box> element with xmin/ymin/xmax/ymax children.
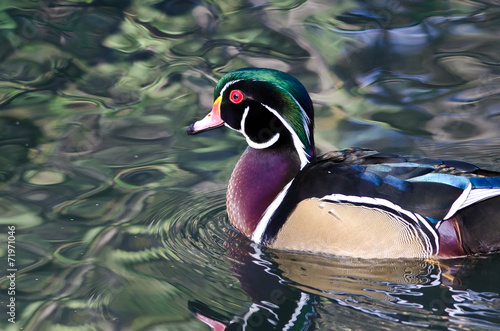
<box><xmin>214</xmin><ymin>68</ymin><xmax>315</xmax><ymax>160</ymax></box>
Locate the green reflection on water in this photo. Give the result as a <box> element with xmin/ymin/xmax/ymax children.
<box><xmin>0</xmin><ymin>0</ymin><xmax>500</xmax><ymax>330</ymax></box>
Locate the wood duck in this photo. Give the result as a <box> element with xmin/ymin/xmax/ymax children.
<box><xmin>188</xmin><ymin>68</ymin><xmax>500</xmax><ymax>259</ymax></box>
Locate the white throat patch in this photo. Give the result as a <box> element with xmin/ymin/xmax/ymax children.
<box><xmin>240</xmin><ymin>106</ymin><xmax>281</xmax><ymax>149</ymax></box>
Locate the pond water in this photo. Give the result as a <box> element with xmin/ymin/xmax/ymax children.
<box><xmin>1</xmin><ymin>0</ymin><xmax>500</xmax><ymax>330</ymax></box>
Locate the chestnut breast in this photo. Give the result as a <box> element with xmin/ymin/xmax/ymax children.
<box><xmin>227</xmin><ymin>147</ymin><xmax>300</xmax><ymax>237</ymax></box>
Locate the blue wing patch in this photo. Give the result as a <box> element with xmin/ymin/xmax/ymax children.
<box><xmin>469</xmin><ymin>176</ymin><xmax>500</xmax><ymax>189</ymax></box>
<box><xmin>408</xmin><ymin>173</ymin><xmax>470</xmax><ymax>190</ymax></box>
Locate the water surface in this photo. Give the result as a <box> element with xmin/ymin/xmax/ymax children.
<box><xmin>1</xmin><ymin>0</ymin><xmax>500</xmax><ymax>330</ymax></box>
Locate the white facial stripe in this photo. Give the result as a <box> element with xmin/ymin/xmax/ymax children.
<box><xmin>240</xmin><ymin>106</ymin><xmax>250</xmax><ymax>133</ymax></box>
<box><xmin>240</xmin><ymin>106</ymin><xmax>281</xmax><ymax>149</ymax></box>
<box><xmin>247</xmin><ymin>132</ymin><xmax>281</xmax><ymax>149</ymax></box>
<box><xmin>219</xmin><ymin>78</ymin><xmax>311</xmax><ymax>168</ymax></box>
<box><xmin>276</xmin><ymin>85</ymin><xmax>312</xmax><ymax>145</ymax></box>
<box><xmin>299</xmin><ymin>104</ymin><xmax>310</xmax><ymax>142</ymax></box>
<box><xmin>262</xmin><ymin>104</ymin><xmax>309</xmax><ymax>169</ymax></box>
<box><xmin>220</xmin><ymin>79</ymin><xmax>243</xmax><ymax>97</ymax></box>
<box><xmin>222</xmin><ymin>78</ymin><xmax>312</xmax><ymax>150</ymax></box>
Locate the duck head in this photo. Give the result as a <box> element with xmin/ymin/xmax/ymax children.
<box><xmin>188</xmin><ymin>68</ymin><xmax>316</xmax><ymax>165</ymax></box>
<box><xmin>188</xmin><ymin>68</ymin><xmax>316</xmax><ymax>238</ymax></box>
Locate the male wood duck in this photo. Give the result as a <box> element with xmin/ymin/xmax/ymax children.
<box><xmin>187</xmin><ymin>68</ymin><xmax>500</xmax><ymax>259</ymax></box>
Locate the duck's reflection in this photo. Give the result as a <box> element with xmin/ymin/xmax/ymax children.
<box><xmin>190</xmin><ymin>229</ymin><xmax>497</xmax><ymax>330</ymax></box>
<box><xmin>190</xmin><ymin>230</ymin><xmax>430</xmax><ymax>330</ymax></box>
<box><xmin>191</xmin><ymin>231</ymin><xmax>316</xmax><ymax>330</ymax></box>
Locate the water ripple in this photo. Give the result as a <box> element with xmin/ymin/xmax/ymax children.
<box><xmin>2</xmin><ymin>1</ymin><xmax>500</xmax><ymax>330</ymax></box>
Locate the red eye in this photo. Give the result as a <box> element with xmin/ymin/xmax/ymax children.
<box><xmin>229</xmin><ymin>90</ymin><xmax>244</xmax><ymax>104</ymax></box>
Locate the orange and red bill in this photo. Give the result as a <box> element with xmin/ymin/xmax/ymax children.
<box><xmin>188</xmin><ymin>96</ymin><xmax>224</xmax><ymax>135</ymax></box>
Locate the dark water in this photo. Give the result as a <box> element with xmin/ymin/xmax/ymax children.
<box><xmin>1</xmin><ymin>0</ymin><xmax>500</xmax><ymax>330</ymax></box>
